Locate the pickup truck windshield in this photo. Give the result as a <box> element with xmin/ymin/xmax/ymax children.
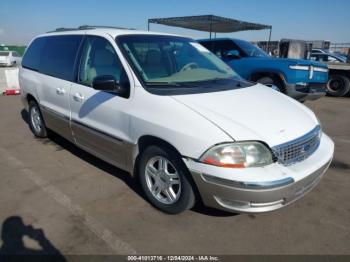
<box><xmin>117</xmin><ymin>35</ymin><xmax>239</xmax><ymax>86</ymax></box>
<box><xmin>234</xmin><ymin>39</ymin><xmax>269</xmax><ymax>58</ymax></box>
<box><xmin>0</xmin><ymin>52</ymin><xmax>10</xmax><ymax>56</ymax></box>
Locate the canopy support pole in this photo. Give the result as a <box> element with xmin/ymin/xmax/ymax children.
<box><xmin>267</xmin><ymin>26</ymin><xmax>272</xmax><ymax>53</ymax></box>
<box><xmin>209</xmin><ymin>16</ymin><xmax>213</xmax><ymax>39</ymax></box>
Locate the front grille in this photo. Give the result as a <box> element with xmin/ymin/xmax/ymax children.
<box><xmin>272</xmin><ymin>126</ymin><xmax>321</xmax><ymax>166</ymax></box>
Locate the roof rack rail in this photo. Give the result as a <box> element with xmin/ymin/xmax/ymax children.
<box><xmin>47</xmin><ymin>27</ymin><xmax>78</xmax><ymax>33</ymax></box>
<box><xmin>47</xmin><ymin>25</ymin><xmax>135</xmax><ymax>33</ymax></box>
<box><xmin>78</xmin><ymin>25</ymin><xmax>135</xmax><ymax>30</ymax></box>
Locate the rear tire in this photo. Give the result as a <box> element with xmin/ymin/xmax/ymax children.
<box><xmin>138</xmin><ymin>145</ymin><xmax>195</xmax><ymax>214</ymax></box>
<box><xmin>326</xmin><ymin>74</ymin><xmax>350</xmax><ymax>97</ymax></box>
<box><xmin>257</xmin><ymin>76</ymin><xmax>285</xmax><ymax>93</ymax></box>
<box><xmin>28</xmin><ymin>100</ymin><xmax>48</xmax><ymax>138</ymax></box>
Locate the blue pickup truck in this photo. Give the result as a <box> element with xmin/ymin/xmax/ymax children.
<box><xmin>198</xmin><ymin>38</ymin><xmax>329</xmax><ymax>101</ymax></box>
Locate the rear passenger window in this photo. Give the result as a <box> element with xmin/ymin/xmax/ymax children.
<box><xmin>22</xmin><ymin>37</ymin><xmax>47</xmax><ymax>71</ymax></box>
<box><xmin>78</xmin><ymin>36</ymin><xmax>123</xmax><ymax>86</ymax></box>
<box><xmin>40</xmin><ymin>35</ymin><xmax>83</xmax><ymax>81</ymax></box>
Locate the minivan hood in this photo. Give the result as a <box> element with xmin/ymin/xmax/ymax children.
<box><xmin>171</xmin><ymin>84</ymin><xmax>319</xmax><ymax>147</ymax></box>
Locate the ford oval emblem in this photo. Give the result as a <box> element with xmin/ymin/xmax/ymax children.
<box><xmin>303</xmin><ymin>144</ymin><xmax>311</xmax><ymax>152</ymax></box>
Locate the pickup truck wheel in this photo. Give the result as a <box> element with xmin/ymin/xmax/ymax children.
<box><xmin>326</xmin><ymin>74</ymin><xmax>350</xmax><ymax>97</ymax></box>
<box><xmin>138</xmin><ymin>145</ymin><xmax>195</xmax><ymax>214</ymax></box>
<box><xmin>28</xmin><ymin>101</ymin><xmax>48</xmax><ymax>138</ymax></box>
<box><xmin>257</xmin><ymin>77</ymin><xmax>284</xmax><ymax>93</ymax></box>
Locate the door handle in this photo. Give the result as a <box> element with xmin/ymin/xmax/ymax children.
<box><xmin>56</xmin><ymin>87</ymin><xmax>66</xmax><ymax>95</ymax></box>
<box><xmin>73</xmin><ymin>93</ymin><xmax>84</xmax><ymax>102</ymax></box>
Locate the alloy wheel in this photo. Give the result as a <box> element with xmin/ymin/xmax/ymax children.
<box><xmin>30</xmin><ymin>106</ymin><xmax>42</xmax><ymax>134</ymax></box>
<box><xmin>145</xmin><ymin>156</ymin><xmax>181</xmax><ymax>204</ymax></box>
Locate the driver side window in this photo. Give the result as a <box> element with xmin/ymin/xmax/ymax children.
<box><xmin>213</xmin><ymin>40</ymin><xmax>241</xmax><ymax>58</ymax></box>
<box><xmin>79</xmin><ymin>36</ymin><xmax>123</xmax><ymax>87</ymax></box>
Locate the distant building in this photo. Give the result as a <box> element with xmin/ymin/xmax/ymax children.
<box><xmin>306</xmin><ymin>40</ymin><xmax>331</xmax><ymax>49</ymax></box>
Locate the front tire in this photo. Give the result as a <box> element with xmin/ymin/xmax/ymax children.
<box><xmin>28</xmin><ymin>100</ymin><xmax>48</xmax><ymax>138</ymax></box>
<box><xmin>326</xmin><ymin>74</ymin><xmax>350</xmax><ymax>97</ymax></box>
<box><xmin>138</xmin><ymin>145</ymin><xmax>195</xmax><ymax>214</ymax></box>
<box><xmin>257</xmin><ymin>76</ymin><xmax>284</xmax><ymax>93</ymax></box>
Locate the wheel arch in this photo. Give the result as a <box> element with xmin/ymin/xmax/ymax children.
<box><xmin>133</xmin><ymin>135</ymin><xmax>202</xmax><ymax>204</ymax></box>
<box><xmin>250</xmin><ymin>71</ymin><xmax>286</xmax><ymax>92</ymax></box>
<box><xmin>250</xmin><ymin>70</ymin><xmax>285</xmax><ymax>83</ymax></box>
<box><xmin>27</xmin><ymin>93</ymin><xmax>37</xmax><ymax>103</ymax></box>
<box><xmin>133</xmin><ymin>135</ymin><xmax>184</xmax><ymax>177</ymax></box>
<box><xmin>23</xmin><ymin>93</ymin><xmax>38</xmax><ymax>111</ymax></box>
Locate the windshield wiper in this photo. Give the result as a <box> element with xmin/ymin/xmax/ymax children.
<box><xmin>146</xmin><ymin>81</ymin><xmax>200</xmax><ymax>88</ymax></box>
<box><xmin>197</xmin><ymin>77</ymin><xmax>245</xmax><ymax>88</ymax></box>
<box><xmin>185</xmin><ymin>77</ymin><xmax>235</xmax><ymax>83</ymax></box>
<box><xmin>147</xmin><ymin>81</ymin><xmax>181</xmax><ymax>87</ymax></box>
<box><xmin>146</xmin><ymin>77</ymin><xmax>242</xmax><ymax>88</ymax></box>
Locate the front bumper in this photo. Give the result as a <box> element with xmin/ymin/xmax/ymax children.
<box><xmin>285</xmin><ymin>82</ymin><xmax>326</xmax><ymax>102</ymax></box>
<box><xmin>183</xmin><ymin>134</ymin><xmax>334</xmax><ymax>213</ymax></box>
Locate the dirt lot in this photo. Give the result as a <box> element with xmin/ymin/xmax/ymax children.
<box><xmin>0</xmin><ymin>95</ymin><xmax>349</xmax><ymax>255</ymax></box>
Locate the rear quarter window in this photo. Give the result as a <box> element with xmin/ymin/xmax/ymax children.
<box><xmin>22</xmin><ymin>37</ymin><xmax>47</xmax><ymax>71</ymax></box>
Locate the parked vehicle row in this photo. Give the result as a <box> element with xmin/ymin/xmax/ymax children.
<box><xmin>198</xmin><ymin>38</ymin><xmax>329</xmax><ymax>102</ymax></box>
<box><xmin>310</xmin><ymin>49</ymin><xmax>350</xmax><ymax>97</ymax></box>
<box><xmin>19</xmin><ymin>26</ymin><xmax>334</xmax><ymax>214</ymax></box>
<box><xmin>200</xmin><ymin>38</ymin><xmax>350</xmax><ymax>98</ymax></box>
<box><xmin>311</xmin><ymin>49</ymin><xmax>347</xmax><ymax>63</ymax></box>
<box><xmin>0</xmin><ymin>51</ymin><xmax>22</xmax><ymax>67</ymax></box>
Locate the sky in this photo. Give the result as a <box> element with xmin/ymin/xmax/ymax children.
<box><xmin>0</xmin><ymin>0</ymin><xmax>349</xmax><ymax>45</ymax></box>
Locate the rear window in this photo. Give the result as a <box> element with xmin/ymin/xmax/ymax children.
<box><xmin>22</xmin><ymin>35</ymin><xmax>83</xmax><ymax>81</ymax></box>
<box><xmin>40</xmin><ymin>35</ymin><xmax>83</xmax><ymax>81</ymax></box>
<box><xmin>0</xmin><ymin>51</ymin><xmax>10</xmax><ymax>56</ymax></box>
<box><xmin>22</xmin><ymin>37</ymin><xmax>47</xmax><ymax>71</ymax></box>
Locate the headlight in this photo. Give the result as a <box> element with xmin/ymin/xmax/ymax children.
<box><xmin>200</xmin><ymin>142</ymin><xmax>274</xmax><ymax>168</ymax></box>
<box><xmin>289</xmin><ymin>65</ymin><xmax>309</xmax><ymax>71</ymax></box>
<box><xmin>289</xmin><ymin>65</ymin><xmax>328</xmax><ymax>73</ymax></box>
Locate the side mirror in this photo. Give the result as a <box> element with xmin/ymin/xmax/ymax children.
<box><xmin>92</xmin><ymin>75</ymin><xmax>117</xmax><ymax>91</ymax></box>
<box><xmin>92</xmin><ymin>75</ymin><xmax>127</xmax><ymax>96</ymax></box>
<box><xmin>224</xmin><ymin>50</ymin><xmax>241</xmax><ymax>59</ymax></box>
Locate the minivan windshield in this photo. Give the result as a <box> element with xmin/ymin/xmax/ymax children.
<box><xmin>234</xmin><ymin>39</ymin><xmax>269</xmax><ymax>58</ymax></box>
<box><xmin>117</xmin><ymin>35</ymin><xmax>240</xmax><ymax>86</ymax></box>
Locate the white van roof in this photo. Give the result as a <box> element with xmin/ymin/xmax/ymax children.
<box><xmin>40</xmin><ymin>25</ymin><xmax>179</xmax><ymax>38</ymax></box>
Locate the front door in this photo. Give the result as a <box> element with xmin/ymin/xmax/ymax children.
<box><xmin>69</xmin><ymin>35</ymin><xmax>132</xmax><ymax>170</ymax></box>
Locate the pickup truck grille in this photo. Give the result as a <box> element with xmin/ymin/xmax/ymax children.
<box><xmin>272</xmin><ymin>126</ymin><xmax>321</xmax><ymax>166</ymax></box>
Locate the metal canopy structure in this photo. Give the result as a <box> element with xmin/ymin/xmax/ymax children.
<box><xmin>148</xmin><ymin>15</ymin><xmax>273</xmax><ymax>51</ymax></box>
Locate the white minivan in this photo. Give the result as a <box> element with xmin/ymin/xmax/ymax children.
<box><xmin>19</xmin><ymin>26</ymin><xmax>334</xmax><ymax>214</ymax></box>
<box><xmin>0</xmin><ymin>51</ymin><xmax>22</xmax><ymax>67</ymax></box>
